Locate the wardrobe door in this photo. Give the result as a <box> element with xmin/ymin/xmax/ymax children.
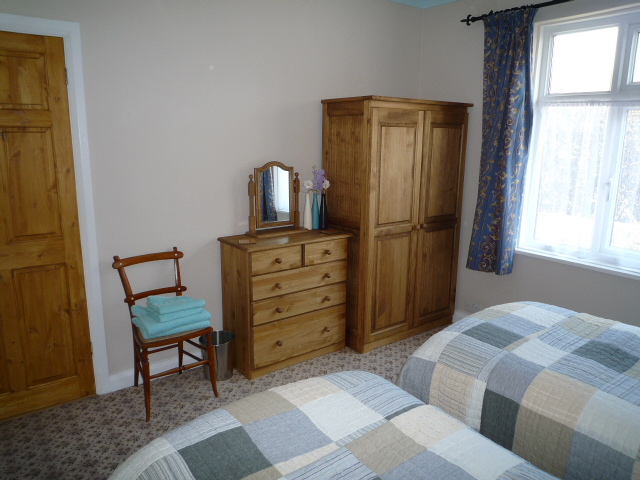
<box><xmin>414</xmin><ymin>109</ymin><xmax>468</xmax><ymax>327</ymax></box>
<box><xmin>366</xmin><ymin>107</ymin><xmax>422</xmax><ymax>341</ymax></box>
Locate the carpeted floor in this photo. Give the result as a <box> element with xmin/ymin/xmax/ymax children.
<box><xmin>0</xmin><ymin>329</ymin><xmax>440</xmax><ymax>480</ymax></box>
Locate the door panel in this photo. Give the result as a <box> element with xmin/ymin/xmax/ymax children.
<box><xmin>377</xmin><ymin>125</ymin><xmax>417</xmax><ymax>225</ymax></box>
<box><xmin>14</xmin><ymin>265</ymin><xmax>75</xmax><ymax>387</ymax></box>
<box><xmin>371</xmin><ymin>232</ymin><xmax>413</xmax><ymax>337</ymax></box>
<box><xmin>414</xmin><ymin>227</ymin><xmax>456</xmax><ymax>326</ymax></box>
<box><xmin>426</xmin><ymin>126</ymin><xmax>462</xmax><ymax>218</ymax></box>
<box><xmin>421</xmin><ymin>110</ymin><xmax>467</xmax><ymax>222</ymax></box>
<box><xmin>3</xmin><ymin>129</ymin><xmax>61</xmax><ymax>239</ymax></box>
<box><xmin>0</xmin><ymin>48</ymin><xmax>47</xmax><ymax>109</ymax></box>
<box><xmin>0</xmin><ymin>31</ymin><xmax>95</xmax><ymax>419</ymax></box>
<box><xmin>373</xmin><ymin>108</ymin><xmax>422</xmax><ymax>228</ymax></box>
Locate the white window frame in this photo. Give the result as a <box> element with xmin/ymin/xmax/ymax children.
<box><xmin>518</xmin><ymin>6</ymin><xmax>640</xmax><ymax>280</ymax></box>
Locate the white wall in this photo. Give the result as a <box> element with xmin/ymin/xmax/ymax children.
<box><xmin>0</xmin><ymin>0</ymin><xmax>422</xmax><ymax>390</ymax></box>
<box><xmin>418</xmin><ymin>0</ymin><xmax>640</xmax><ymax>324</ymax></box>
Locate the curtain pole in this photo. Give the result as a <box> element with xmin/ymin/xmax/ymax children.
<box><xmin>460</xmin><ymin>0</ymin><xmax>573</xmax><ymax>26</ymax></box>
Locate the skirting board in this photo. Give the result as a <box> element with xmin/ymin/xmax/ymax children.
<box><xmin>105</xmin><ymin>308</ymin><xmax>471</xmax><ymax>394</ymax></box>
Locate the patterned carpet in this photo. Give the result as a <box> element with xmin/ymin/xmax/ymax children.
<box><xmin>0</xmin><ymin>329</ymin><xmax>440</xmax><ymax>480</ymax></box>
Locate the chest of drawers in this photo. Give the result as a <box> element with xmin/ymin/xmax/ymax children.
<box><xmin>218</xmin><ymin>231</ymin><xmax>351</xmax><ymax>379</ymax></box>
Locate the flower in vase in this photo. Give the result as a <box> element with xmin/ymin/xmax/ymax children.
<box><xmin>305</xmin><ymin>165</ymin><xmax>330</xmax><ymax>193</ymax></box>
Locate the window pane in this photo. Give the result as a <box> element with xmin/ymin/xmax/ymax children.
<box><xmin>549</xmin><ymin>27</ymin><xmax>618</xmax><ymax>94</ymax></box>
<box><xmin>532</xmin><ymin>104</ymin><xmax>609</xmax><ymax>248</ymax></box>
<box><xmin>611</xmin><ymin>109</ymin><xmax>640</xmax><ymax>251</ymax></box>
<box><xmin>634</xmin><ymin>33</ymin><xmax>640</xmax><ymax>83</ymax></box>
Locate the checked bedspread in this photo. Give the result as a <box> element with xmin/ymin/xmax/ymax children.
<box><xmin>109</xmin><ymin>371</ymin><xmax>557</xmax><ymax>480</ymax></box>
<box><xmin>397</xmin><ymin>301</ymin><xmax>640</xmax><ymax>480</ymax></box>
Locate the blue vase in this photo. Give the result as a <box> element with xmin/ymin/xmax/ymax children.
<box><xmin>312</xmin><ymin>193</ymin><xmax>319</xmax><ymax>229</ymax></box>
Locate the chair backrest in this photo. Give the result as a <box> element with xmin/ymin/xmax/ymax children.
<box><xmin>112</xmin><ymin>247</ymin><xmax>187</xmax><ymax>317</ymax></box>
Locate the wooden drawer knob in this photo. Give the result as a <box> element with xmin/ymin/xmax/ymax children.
<box><xmin>322</xmin><ymin>295</ymin><xmax>331</xmax><ymax>302</ymax></box>
<box><xmin>325</xmin><ymin>250</ymin><xmax>332</xmax><ymax>255</ymax></box>
<box><xmin>275</xmin><ymin>257</ymin><xmax>283</xmax><ymax>264</ymax></box>
<box><xmin>276</xmin><ymin>307</ymin><xmax>284</xmax><ymax>313</ymax></box>
<box><xmin>323</xmin><ymin>327</ymin><xmax>331</xmax><ymax>333</ymax></box>
<box><xmin>275</xmin><ymin>282</ymin><xmax>283</xmax><ymax>289</ymax></box>
<box><xmin>276</xmin><ymin>340</ymin><xmax>283</xmax><ymax>347</ymax></box>
<box><xmin>323</xmin><ymin>273</ymin><xmax>332</xmax><ymax>279</ymax></box>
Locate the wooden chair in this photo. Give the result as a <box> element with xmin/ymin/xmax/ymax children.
<box><xmin>112</xmin><ymin>247</ymin><xmax>218</xmax><ymax>421</ymax></box>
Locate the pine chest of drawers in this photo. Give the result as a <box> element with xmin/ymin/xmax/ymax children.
<box><xmin>218</xmin><ymin>231</ymin><xmax>351</xmax><ymax>379</ymax></box>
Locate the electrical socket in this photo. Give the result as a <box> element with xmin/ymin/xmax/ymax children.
<box><xmin>464</xmin><ymin>301</ymin><xmax>484</xmax><ymax>313</ymax></box>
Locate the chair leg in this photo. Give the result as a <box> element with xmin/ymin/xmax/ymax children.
<box><xmin>142</xmin><ymin>349</ymin><xmax>152</xmax><ymax>421</ymax></box>
<box><xmin>178</xmin><ymin>340</ymin><xmax>184</xmax><ymax>374</ymax></box>
<box><xmin>133</xmin><ymin>341</ymin><xmax>140</xmax><ymax>387</ymax></box>
<box><xmin>206</xmin><ymin>334</ymin><xmax>219</xmax><ymax>397</ymax></box>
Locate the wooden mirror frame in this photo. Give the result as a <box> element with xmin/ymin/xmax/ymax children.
<box><xmin>248</xmin><ymin>161</ymin><xmax>302</xmax><ymax>237</ymax></box>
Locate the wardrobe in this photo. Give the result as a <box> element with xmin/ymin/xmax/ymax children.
<box><xmin>321</xmin><ymin>96</ymin><xmax>471</xmax><ymax>353</ymax></box>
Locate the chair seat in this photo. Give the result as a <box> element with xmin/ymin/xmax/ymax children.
<box><xmin>134</xmin><ymin>325</ymin><xmax>213</xmax><ymax>346</ymax></box>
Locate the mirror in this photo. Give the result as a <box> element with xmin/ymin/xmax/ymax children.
<box><xmin>248</xmin><ymin>161</ymin><xmax>302</xmax><ymax>236</ymax></box>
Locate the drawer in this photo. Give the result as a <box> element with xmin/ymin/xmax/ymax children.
<box><xmin>304</xmin><ymin>238</ymin><xmax>348</xmax><ymax>266</ymax></box>
<box><xmin>252</xmin><ymin>283</ymin><xmax>347</xmax><ymax>326</ymax></box>
<box><xmin>253</xmin><ymin>305</ymin><xmax>346</xmax><ymax>369</ymax></box>
<box><xmin>251</xmin><ymin>260</ymin><xmax>347</xmax><ymax>301</ymax></box>
<box><xmin>251</xmin><ymin>246</ymin><xmax>302</xmax><ymax>276</ymax></box>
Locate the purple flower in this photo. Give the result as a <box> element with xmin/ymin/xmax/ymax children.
<box><xmin>312</xmin><ymin>168</ymin><xmax>326</xmax><ymax>191</ymax></box>
<box><xmin>305</xmin><ymin>165</ymin><xmax>330</xmax><ymax>192</ymax></box>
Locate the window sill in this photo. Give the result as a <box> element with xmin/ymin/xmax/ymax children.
<box><xmin>515</xmin><ymin>247</ymin><xmax>640</xmax><ymax>281</ymax></box>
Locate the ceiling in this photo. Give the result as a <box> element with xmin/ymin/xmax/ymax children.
<box><xmin>389</xmin><ymin>0</ymin><xmax>458</xmax><ymax>8</ymax></box>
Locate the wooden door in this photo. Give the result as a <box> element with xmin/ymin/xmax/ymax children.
<box><xmin>0</xmin><ymin>31</ymin><xmax>95</xmax><ymax>419</ymax></box>
<box><xmin>414</xmin><ymin>109</ymin><xmax>468</xmax><ymax>327</ymax></box>
<box><xmin>367</xmin><ymin>107</ymin><xmax>422</xmax><ymax>342</ymax></box>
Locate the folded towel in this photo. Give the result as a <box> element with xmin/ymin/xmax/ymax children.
<box><xmin>146</xmin><ymin>295</ymin><xmax>206</xmax><ymax>315</ymax></box>
<box><xmin>132</xmin><ymin>307</ymin><xmax>212</xmax><ymax>338</ymax></box>
<box><xmin>133</xmin><ymin>318</ymin><xmax>211</xmax><ymax>340</ymax></box>
<box><xmin>132</xmin><ymin>304</ymin><xmax>203</xmax><ymax>323</ymax></box>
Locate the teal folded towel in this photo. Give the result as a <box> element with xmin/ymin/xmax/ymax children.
<box><xmin>132</xmin><ymin>307</ymin><xmax>211</xmax><ymax>339</ymax></box>
<box><xmin>147</xmin><ymin>295</ymin><xmax>206</xmax><ymax>315</ymax></box>
<box><xmin>132</xmin><ymin>304</ymin><xmax>203</xmax><ymax>323</ymax></box>
<box><xmin>133</xmin><ymin>318</ymin><xmax>211</xmax><ymax>340</ymax></box>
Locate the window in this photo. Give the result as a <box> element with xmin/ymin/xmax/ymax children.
<box><xmin>519</xmin><ymin>8</ymin><xmax>640</xmax><ymax>277</ymax></box>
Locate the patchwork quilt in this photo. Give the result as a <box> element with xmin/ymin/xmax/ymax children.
<box><xmin>397</xmin><ymin>301</ymin><xmax>640</xmax><ymax>480</ymax></box>
<box><xmin>109</xmin><ymin>371</ymin><xmax>557</xmax><ymax>480</ymax></box>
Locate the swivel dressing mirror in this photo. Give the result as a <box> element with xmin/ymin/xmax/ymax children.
<box><xmin>248</xmin><ymin>161</ymin><xmax>302</xmax><ymax>237</ymax></box>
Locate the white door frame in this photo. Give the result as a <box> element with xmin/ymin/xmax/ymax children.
<box><xmin>0</xmin><ymin>13</ymin><xmax>110</xmax><ymax>394</ymax></box>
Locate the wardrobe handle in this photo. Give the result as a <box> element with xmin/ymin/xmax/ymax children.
<box><xmin>323</xmin><ymin>273</ymin><xmax>332</xmax><ymax>279</ymax></box>
<box><xmin>276</xmin><ymin>340</ymin><xmax>283</xmax><ymax>347</ymax></box>
<box><xmin>275</xmin><ymin>282</ymin><xmax>283</xmax><ymax>289</ymax></box>
<box><xmin>323</xmin><ymin>327</ymin><xmax>331</xmax><ymax>333</ymax></box>
<box><xmin>322</xmin><ymin>296</ymin><xmax>331</xmax><ymax>302</ymax></box>
<box><xmin>275</xmin><ymin>257</ymin><xmax>283</xmax><ymax>264</ymax></box>
<box><xmin>325</xmin><ymin>250</ymin><xmax>332</xmax><ymax>255</ymax></box>
<box><xmin>276</xmin><ymin>307</ymin><xmax>284</xmax><ymax>313</ymax></box>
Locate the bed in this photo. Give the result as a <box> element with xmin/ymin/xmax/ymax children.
<box><xmin>397</xmin><ymin>301</ymin><xmax>640</xmax><ymax>480</ymax></box>
<box><xmin>109</xmin><ymin>370</ymin><xmax>557</xmax><ymax>479</ymax></box>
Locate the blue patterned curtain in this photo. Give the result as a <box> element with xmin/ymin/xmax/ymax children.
<box><xmin>466</xmin><ymin>8</ymin><xmax>537</xmax><ymax>275</ymax></box>
<box><xmin>261</xmin><ymin>169</ymin><xmax>277</xmax><ymax>222</ymax></box>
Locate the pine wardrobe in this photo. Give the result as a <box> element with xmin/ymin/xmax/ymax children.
<box><xmin>321</xmin><ymin>96</ymin><xmax>471</xmax><ymax>353</ymax></box>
